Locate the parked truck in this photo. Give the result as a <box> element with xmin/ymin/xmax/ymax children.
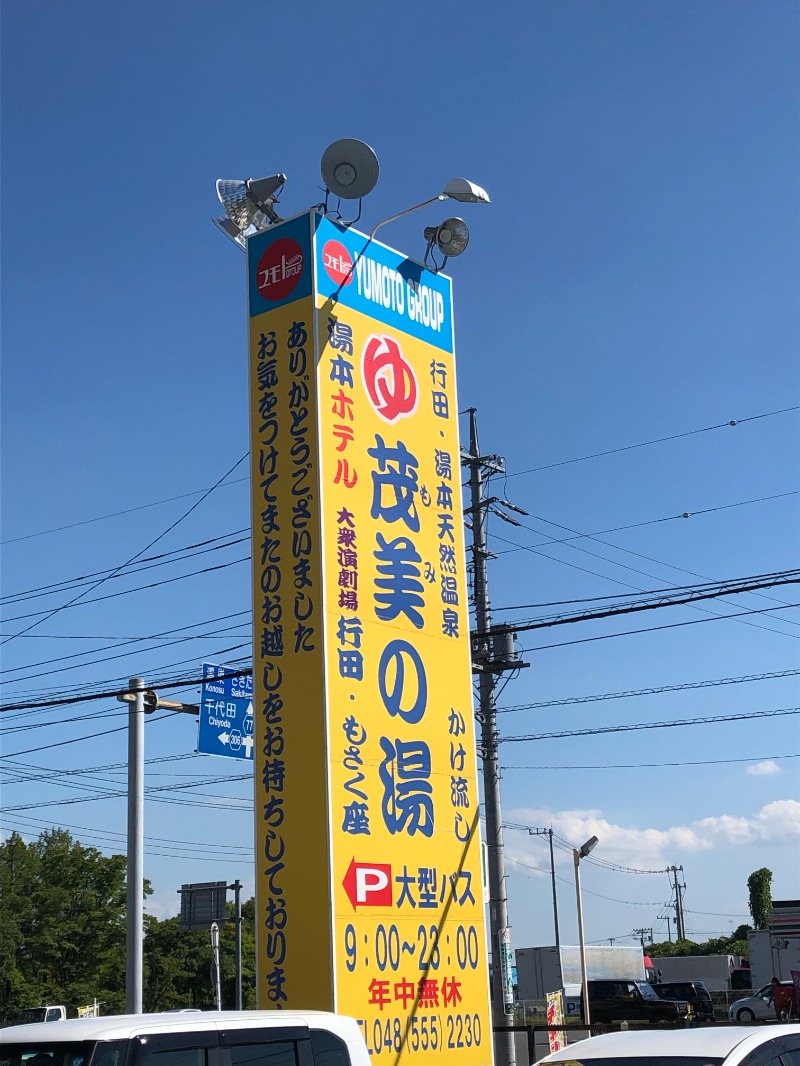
<box><xmin>516</xmin><ymin>944</ymin><xmax>646</xmax><ymax>1016</ymax></box>
<box><xmin>649</xmin><ymin>955</ymin><xmax>746</xmax><ymax>992</ymax></box>
<box><xmin>12</xmin><ymin>1007</ymin><xmax>67</xmax><ymax>1025</ymax></box>
<box><xmin>748</xmin><ymin>929</ymin><xmax>800</xmax><ymax>989</ymax></box>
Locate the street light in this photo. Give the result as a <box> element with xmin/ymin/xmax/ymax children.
<box><xmin>573</xmin><ymin>834</ymin><xmax>599</xmax><ymax>1028</ymax></box>
<box><xmin>369</xmin><ymin>177</ymin><xmax>490</xmax><ymax>240</ymax></box>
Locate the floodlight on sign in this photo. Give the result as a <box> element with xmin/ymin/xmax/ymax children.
<box><xmin>212</xmin><ymin>215</ymin><xmax>246</xmax><ymax>250</ymax></box>
<box><xmin>423</xmin><ymin>217</ymin><xmax>470</xmax><ymax>272</ymax></box>
<box><xmin>430</xmin><ymin>217</ymin><xmax>470</xmax><ymax>256</ymax></box>
<box><xmin>215</xmin><ymin>173</ymin><xmax>287</xmax><ymax>235</ymax></box>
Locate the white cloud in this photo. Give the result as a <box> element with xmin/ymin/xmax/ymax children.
<box><xmin>506</xmin><ymin>800</ymin><xmax>800</xmax><ymax>872</ymax></box>
<box><xmin>746</xmin><ymin>759</ymin><xmax>783</xmax><ymax>776</ymax></box>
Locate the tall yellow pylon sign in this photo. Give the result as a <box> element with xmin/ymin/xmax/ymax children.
<box><xmin>248</xmin><ymin>211</ymin><xmax>492</xmax><ymax>1066</ymax></box>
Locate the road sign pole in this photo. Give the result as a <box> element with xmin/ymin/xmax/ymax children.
<box><xmin>126</xmin><ymin>677</ymin><xmax>145</xmax><ymax>1014</ymax></box>
<box><xmin>233</xmin><ymin>879</ymin><xmax>243</xmax><ymax>1010</ymax></box>
<box><xmin>117</xmin><ymin>681</ymin><xmax>199</xmax><ymax>1014</ymax></box>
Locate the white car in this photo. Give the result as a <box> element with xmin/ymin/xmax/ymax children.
<box><xmin>539</xmin><ymin>1024</ymin><xmax>800</xmax><ymax>1065</ymax></box>
<box><xmin>0</xmin><ymin>1011</ymin><xmax>371</xmax><ymax>1066</ymax></box>
<box><xmin>729</xmin><ymin>982</ymin><xmax>791</xmax><ymax>1022</ymax></box>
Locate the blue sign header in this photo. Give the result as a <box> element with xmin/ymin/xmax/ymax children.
<box><xmin>247</xmin><ymin>213</ymin><xmax>313</xmax><ymax>318</ymax></box>
<box><xmin>313</xmin><ymin>214</ymin><xmax>454</xmax><ymax>353</ymax></box>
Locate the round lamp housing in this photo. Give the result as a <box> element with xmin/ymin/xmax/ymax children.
<box><xmin>321</xmin><ymin>138</ymin><xmax>380</xmax><ymax>199</ymax></box>
<box><xmin>427</xmin><ymin>216</ymin><xmax>470</xmax><ymax>258</ymax></box>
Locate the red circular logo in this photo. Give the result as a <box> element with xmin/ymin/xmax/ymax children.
<box><xmin>256</xmin><ymin>238</ymin><xmax>304</xmax><ymax>301</ymax></box>
<box><xmin>322</xmin><ymin>239</ymin><xmax>354</xmax><ymax>286</ymax></box>
<box><xmin>362</xmin><ymin>334</ymin><xmax>418</xmax><ymax>423</ymax></box>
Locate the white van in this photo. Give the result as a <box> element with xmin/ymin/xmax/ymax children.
<box><xmin>0</xmin><ymin>1011</ymin><xmax>370</xmax><ymax>1066</ymax></box>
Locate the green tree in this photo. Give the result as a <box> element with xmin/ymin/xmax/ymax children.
<box><xmin>143</xmin><ymin>897</ymin><xmax>256</xmax><ymax>1012</ymax></box>
<box><xmin>647</xmin><ymin>925</ymin><xmax>752</xmax><ymax>960</ymax></box>
<box><xmin>747</xmin><ymin>867</ymin><xmax>773</xmax><ymax>930</ymax></box>
<box><xmin>143</xmin><ymin>915</ymin><xmax>211</xmax><ymax>1011</ymax></box>
<box><xmin>0</xmin><ymin>829</ymin><xmax>141</xmax><ymax>1021</ymax></box>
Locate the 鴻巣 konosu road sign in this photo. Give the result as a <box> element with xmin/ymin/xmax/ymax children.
<box><xmin>198</xmin><ymin>662</ymin><xmax>254</xmax><ymax>760</ymax></box>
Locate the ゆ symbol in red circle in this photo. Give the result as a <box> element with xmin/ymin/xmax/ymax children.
<box><xmin>362</xmin><ymin>334</ymin><xmax>418</xmax><ymax>423</ymax></box>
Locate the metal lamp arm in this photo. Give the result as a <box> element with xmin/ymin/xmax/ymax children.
<box><xmin>369</xmin><ymin>195</ymin><xmax>446</xmax><ymax>239</ymax></box>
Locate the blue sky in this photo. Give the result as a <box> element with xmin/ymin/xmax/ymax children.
<box><xmin>2</xmin><ymin>0</ymin><xmax>798</xmax><ymax>955</ymax></box>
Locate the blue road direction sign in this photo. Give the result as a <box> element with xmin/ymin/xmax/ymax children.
<box><xmin>198</xmin><ymin>662</ymin><xmax>254</xmax><ymax>760</ymax></box>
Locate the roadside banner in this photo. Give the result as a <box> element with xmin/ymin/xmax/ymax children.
<box><xmin>546</xmin><ymin>990</ymin><xmax>565</xmax><ymax>1051</ymax></box>
<box><xmin>247</xmin><ymin>211</ymin><xmax>491</xmax><ymax>1065</ymax></box>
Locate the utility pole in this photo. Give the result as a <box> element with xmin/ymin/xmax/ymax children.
<box><xmin>668</xmin><ymin>866</ymin><xmax>686</xmax><ymax>940</ymax></box>
<box><xmin>658</xmin><ymin>915</ymin><xmax>672</xmax><ymax>943</ymax></box>
<box><xmin>118</xmin><ymin>680</ymin><xmax>199</xmax><ymax>1013</ymax></box>
<box><xmin>632</xmin><ymin>927</ymin><xmax>653</xmax><ymax>949</ymax></box>
<box><xmin>528</xmin><ymin>827</ymin><xmax>560</xmax><ymax>949</ymax></box>
<box><xmin>463</xmin><ymin>409</ymin><xmax>527</xmax><ymax>1066</ymax></box>
<box><xmin>657</xmin><ymin>914</ymin><xmax>673</xmax><ymax>943</ymax></box>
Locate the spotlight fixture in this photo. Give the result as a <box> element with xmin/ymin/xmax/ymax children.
<box><xmin>214</xmin><ymin>173</ymin><xmax>287</xmax><ymax>243</ymax></box>
<box><xmin>212</xmin><ymin>215</ymin><xmax>246</xmax><ymax>250</ymax></box>
<box><xmin>427</xmin><ymin>217</ymin><xmax>470</xmax><ymax>256</ymax></box>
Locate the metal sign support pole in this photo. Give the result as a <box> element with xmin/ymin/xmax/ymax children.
<box><xmin>126</xmin><ymin>677</ymin><xmax>145</xmax><ymax>1014</ymax></box>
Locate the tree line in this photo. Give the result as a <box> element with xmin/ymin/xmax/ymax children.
<box><xmin>0</xmin><ymin>830</ymin><xmax>256</xmax><ymax>1021</ymax></box>
<box><xmin>0</xmin><ymin>828</ymin><xmax>773</xmax><ymax>1021</ymax></box>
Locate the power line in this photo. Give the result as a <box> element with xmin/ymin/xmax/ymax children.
<box><xmin>505</xmin><ymin>406</ymin><xmax>799</xmax><ymax>478</ymax></box>
<box><xmin>4</xmin><ymin>621</ymin><xmax>251</xmax><ymax>686</ymax></box>
<box><xmin>501</xmin><ymin>752</ymin><xmax>799</xmax><ymax>771</ymax></box>
<box><xmin>500</xmin><ymin>704</ymin><xmax>800</xmax><ymax>744</ymax></box>
<box><xmin>0</xmin><ymin>478</ymin><xmax>250</xmax><ymax>546</ymax></box>
<box><xmin>505</xmin><ymin>856</ymin><xmax>663</xmax><ymax>909</ymax></box>
<box><xmin>505</xmin><ymin>822</ymin><xmax>668</xmax><ymax>875</ymax></box>
<box><xmin>494</xmin><ymin>572</ymin><xmax>800</xmax><ymax>618</ymax></box>
<box><xmin>494</xmin><ymin>489</ymin><xmax>799</xmax><ymax>558</ymax></box>
<box><xmin>488</xmin><ymin>525</ymin><xmax>800</xmax><ymax>640</ymax></box>
<box><xmin>0</xmin><ymin>667</ymin><xmax>252</xmax><ymax>715</ymax></box>
<box><xmin>0</xmin><ymin>708</ymin><xmax>185</xmax><ymax>759</ymax></box>
<box><xmin>2</xmin><ymin>610</ymin><xmax>250</xmax><ymax>682</ymax></box>
<box><xmin>1</xmin><ymin>814</ymin><xmax>254</xmax><ymax>865</ymax></box>
<box><xmin>500</xmin><ymin>571</ymin><xmax>800</xmax><ymax>632</ymax></box>
<box><xmin>1</xmin><ymin>532</ymin><xmax>250</xmax><ymax>605</ymax></box>
<box><xmin>1</xmin><ymin>556</ymin><xmax>250</xmax><ymax>626</ymax></box>
<box><xmin>2</xmin><ymin>812</ymin><xmax>252</xmax><ymax>850</ymax></box>
<box><xmin>0</xmin><ymin>453</ymin><xmax>248</xmax><ymax>646</ymax></box>
<box><xmin>6</xmin><ymin>406</ymin><xmax>795</xmax><ymax>546</ymax></box>
<box><xmin>496</xmin><ymin>667</ymin><xmax>800</xmax><ymax>714</ymax></box>
<box><xmin>493</xmin><ymin>507</ymin><xmax>800</xmax><ymax>638</ymax></box>
<box><xmin>1</xmin><ymin>644</ymin><xmax>252</xmax><ymax>712</ymax></box>
<box><xmin>522</xmin><ymin>601</ymin><xmax>800</xmax><ymax>652</ymax></box>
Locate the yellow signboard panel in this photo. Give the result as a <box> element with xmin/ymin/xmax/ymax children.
<box><xmin>248</xmin><ymin>211</ymin><xmax>491</xmax><ymax>1065</ymax></box>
